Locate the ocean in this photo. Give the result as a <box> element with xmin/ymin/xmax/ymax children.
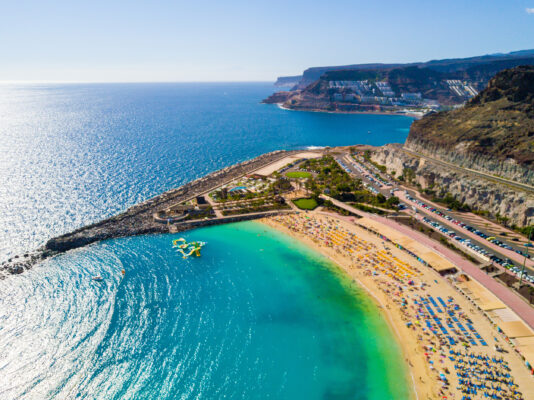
<box><xmin>0</xmin><ymin>83</ymin><xmax>413</xmax><ymax>399</ymax></box>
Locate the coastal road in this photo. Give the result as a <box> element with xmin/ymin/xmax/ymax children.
<box><xmin>396</xmin><ymin>191</ymin><xmax>534</xmax><ymax>270</ymax></box>
<box><xmin>336</xmin><ymin>154</ymin><xmax>393</xmax><ymax>199</ymax></box>
<box><xmin>348</xmin><ymin>149</ymin><xmax>534</xmax><ymax>268</ymax></box>
<box><xmin>401</xmin><ymin>147</ymin><xmax>534</xmax><ymax>194</ymax></box>
<box><xmin>405</xmin><ymin>188</ymin><xmax>530</xmax><ymax>250</ymax></box>
<box><xmin>407</xmin><ymin>210</ymin><xmax>534</xmax><ymax>287</ymax></box>
<box><xmin>321</xmin><ymin>195</ymin><xmax>534</xmax><ymax>329</ymax></box>
<box><xmin>337</xmin><ymin>152</ymin><xmax>534</xmax><ymax>271</ymax></box>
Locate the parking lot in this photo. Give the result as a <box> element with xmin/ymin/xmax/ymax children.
<box><xmin>335</xmin><ymin>151</ymin><xmax>534</xmax><ymax>286</ymax></box>
<box><xmin>401</xmin><ymin>191</ymin><xmax>534</xmax><ymax>284</ymax></box>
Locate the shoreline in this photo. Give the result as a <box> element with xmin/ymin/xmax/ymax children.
<box><xmin>258</xmin><ymin>216</ymin><xmax>427</xmax><ymax>399</ymax></box>
<box><xmin>0</xmin><ymin>150</ymin><xmax>296</xmax><ymax>276</ymax></box>
<box><xmin>259</xmin><ymin>212</ymin><xmax>534</xmax><ymax>400</ymax></box>
<box><xmin>274</xmin><ymin>102</ymin><xmax>423</xmax><ymax>119</ymax></box>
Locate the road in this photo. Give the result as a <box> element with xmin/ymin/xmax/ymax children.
<box><xmin>321</xmin><ymin>195</ymin><xmax>534</xmax><ymax>329</ymax></box>
<box><xmin>401</xmin><ymin>147</ymin><xmax>534</xmax><ymax>194</ymax></box>
<box><xmin>336</xmin><ymin>151</ymin><xmax>534</xmax><ymax>271</ymax></box>
<box><xmin>405</xmin><ymin>189</ymin><xmax>530</xmax><ymax>253</ymax></box>
<box><xmin>397</xmin><ymin>190</ymin><xmax>534</xmax><ymax>271</ymax></box>
<box><xmin>336</xmin><ymin>154</ymin><xmax>393</xmax><ymax>199</ymax></box>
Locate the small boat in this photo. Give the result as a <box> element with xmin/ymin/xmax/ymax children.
<box><xmin>92</xmin><ymin>276</ymin><xmax>104</xmax><ymax>282</ymax></box>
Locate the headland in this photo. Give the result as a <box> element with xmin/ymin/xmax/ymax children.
<box><xmin>3</xmin><ymin>65</ymin><xmax>534</xmax><ymax>399</ymax></box>
<box><xmin>265</xmin><ymin>49</ymin><xmax>534</xmax><ymax>116</ymax></box>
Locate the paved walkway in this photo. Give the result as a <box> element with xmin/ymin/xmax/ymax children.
<box><xmin>397</xmin><ymin>191</ymin><xmax>534</xmax><ymax>269</ymax></box>
<box><xmin>204</xmin><ymin>194</ymin><xmax>223</xmax><ymax>218</ymax></box>
<box><xmin>374</xmin><ymin>215</ymin><xmax>534</xmax><ymax>329</ymax></box>
<box><xmin>321</xmin><ymin>195</ymin><xmax>534</xmax><ymax>329</ymax></box>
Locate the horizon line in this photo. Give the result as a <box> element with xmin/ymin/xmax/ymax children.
<box><xmin>0</xmin><ymin>80</ymin><xmax>277</xmax><ymax>85</ymax></box>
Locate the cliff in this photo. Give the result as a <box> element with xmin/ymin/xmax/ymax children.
<box><xmin>274</xmin><ymin>49</ymin><xmax>534</xmax><ymax>89</ymax></box>
<box><xmin>266</xmin><ymin>50</ymin><xmax>534</xmax><ymax>112</ymax></box>
<box><xmin>405</xmin><ymin>66</ymin><xmax>534</xmax><ymax>185</ymax></box>
<box><xmin>372</xmin><ymin>144</ymin><xmax>534</xmax><ymax>227</ymax></box>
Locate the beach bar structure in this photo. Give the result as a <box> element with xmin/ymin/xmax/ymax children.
<box><xmin>357</xmin><ymin>217</ymin><xmax>458</xmax><ymax>275</ymax></box>
<box><xmin>457</xmin><ymin>278</ymin><xmax>534</xmax><ymax>371</ymax></box>
<box><xmin>358</xmin><ymin>216</ymin><xmax>534</xmax><ymax>370</ymax></box>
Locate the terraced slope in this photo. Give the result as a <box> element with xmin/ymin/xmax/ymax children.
<box><xmin>405</xmin><ymin>66</ymin><xmax>534</xmax><ymax>185</ymax></box>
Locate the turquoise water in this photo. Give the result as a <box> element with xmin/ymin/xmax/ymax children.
<box><xmin>0</xmin><ymin>83</ymin><xmax>414</xmax><ymax>399</ymax></box>
<box><xmin>0</xmin><ymin>83</ymin><xmax>412</xmax><ymax>260</ymax></box>
<box><xmin>0</xmin><ymin>222</ymin><xmax>410</xmax><ymax>399</ymax></box>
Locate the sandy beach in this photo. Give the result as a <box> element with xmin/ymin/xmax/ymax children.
<box><xmin>260</xmin><ymin>212</ymin><xmax>534</xmax><ymax>400</ymax></box>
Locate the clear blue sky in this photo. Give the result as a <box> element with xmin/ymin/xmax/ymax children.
<box><xmin>1</xmin><ymin>0</ymin><xmax>533</xmax><ymax>82</ymax></box>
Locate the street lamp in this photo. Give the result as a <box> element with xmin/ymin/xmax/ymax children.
<box><xmin>519</xmin><ymin>226</ymin><xmax>533</xmax><ymax>288</ymax></box>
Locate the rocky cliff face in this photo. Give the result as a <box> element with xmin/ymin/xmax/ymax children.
<box><xmin>372</xmin><ymin>144</ymin><xmax>534</xmax><ymax>227</ymax></box>
<box><xmin>405</xmin><ymin>66</ymin><xmax>534</xmax><ymax>185</ymax></box>
<box><xmin>404</xmin><ymin>137</ymin><xmax>534</xmax><ymax>186</ymax></box>
<box><xmin>266</xmin><ymin>53</ymin><xmax>534</xmax><ymax>112</ymax></box>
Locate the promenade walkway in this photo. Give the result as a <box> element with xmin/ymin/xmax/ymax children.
<box><xmin>396</xmin><ymin>191</ymin><xmax>534</xmax><ymax>269</ymax></box>
<box><xmin>321</xmin><ymin>195</ymin><xmax>534</xmax><ymax>329</ymax></box>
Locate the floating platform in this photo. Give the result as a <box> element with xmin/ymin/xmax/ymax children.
<box><xmin>172</xmin><ymin>238</ymin><xmax>206</xmax><ymax>258</ymax></box>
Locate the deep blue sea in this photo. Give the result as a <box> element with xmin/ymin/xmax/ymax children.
<box><xmin>0</xmin><ymin>83</ymin><xmax>413</xmax><ymax>399</ymax></box>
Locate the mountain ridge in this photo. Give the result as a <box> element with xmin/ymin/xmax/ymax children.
<box><xmin>405</xmin><ymin>65</ymin><xmax>534</xmax><ymax>184</ymax></box>
<box><xmin>278</xmin><ymin>49</ymin><xmax>534</xmax><ymax>88</ymax></box>
<box><xmin>264</xmin><ymin>50</ymin><xmax>534</xmax><ymax>113</ymax></box>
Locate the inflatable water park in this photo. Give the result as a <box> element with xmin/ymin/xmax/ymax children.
<box><xmin>172</xmin><ymin>238</ymin><xmax>206</xmax><ymax>259</ymax></box>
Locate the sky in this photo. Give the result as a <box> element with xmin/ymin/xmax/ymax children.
<box><xmin>0</xmin><ymin>0</ymin><xmax>533</xmax><ymax>82</ymax></box>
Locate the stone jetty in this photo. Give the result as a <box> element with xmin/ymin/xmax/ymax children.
<box><xmin>1</xmin><ymin>150</ymin><xmax>296</xmax><ymax>275</ymax></box>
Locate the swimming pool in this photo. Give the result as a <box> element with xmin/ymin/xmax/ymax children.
<box><xmin>229</xmin><ymin>186</ymin><xmax>247</xmax><ymax>192</ymax></box>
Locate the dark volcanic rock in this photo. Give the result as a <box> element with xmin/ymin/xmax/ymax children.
<box><xmin>1</xmin><ymin>150</ymin><xmax>294</xmax><ymax>276</ymax></box>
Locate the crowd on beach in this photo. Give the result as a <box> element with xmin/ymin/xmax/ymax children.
<box><xmin>451</xmin><ymin>350</ymin><xmax>521</xmax><ymax>399</ymax></box>
<box><xmin>267</xmin><ymin>213</ymin><xmax>527</xmax><ymax>400</ymax></box>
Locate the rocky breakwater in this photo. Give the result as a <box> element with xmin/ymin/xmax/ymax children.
<box><xmin>372</xmin><ymin>144</ymin><xmax>534</xmax><ymax>227</ymax></box>
<box><xmin>1</xmin><ymin>150</ymin><xmax>294</xmax><ymax>276</ymax></box>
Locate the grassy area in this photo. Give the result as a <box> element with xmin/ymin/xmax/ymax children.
<box><xmin>299</xmin><ymin>155</ymin><xmax>398</xmax><ymax>211</ymax></box>
<box><xmin>293</xmin><ymin>198</ymin><xmax>319</xmax><ymax>210</ymax></box>
<box><xmin>285</xmin><ymin>171</ymin><xmax>312</xmax><ymax>179</ymax></box>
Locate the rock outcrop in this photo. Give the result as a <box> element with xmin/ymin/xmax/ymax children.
<box><xmin>372</xmin><ymin>144</ymin><xmax>534</xmax><ymax>227</ymax></box>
